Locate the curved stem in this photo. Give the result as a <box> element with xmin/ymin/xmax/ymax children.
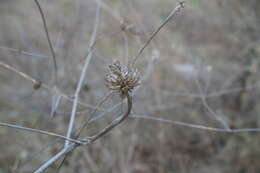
<box><xmin>0</xmin><ymin>122</ymin><xmax>83</xmax><ymax>144</ymax></box>
<box><xmin>89</xmin><ymin>93</ymin><xmax>132</xmax><ymax>143</ymax></box>
<box><xmin>34</xmin><ymin>0</ymin><xmax>58</xmax><ymax>85</ymax></box>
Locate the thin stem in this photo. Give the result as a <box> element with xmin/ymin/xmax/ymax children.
<box><xmin>0</xmin><ymin>122</ymin><xmax>83</xmax><ymax>144</ymax></box>
<box><xmin>34</xmin><ymin>144</ymin><xmax>76</xmax><ymax>173</ymax></box>
<box><xmin>130</xmin><ymin>114</ymin><xmax>260</xmax><ymax>133</ymax></box>
<box><xmin>34</xmin><ymin>0</ymin><xmax>58</xmax><ymax>85</ymax></box>
<box><xmin>0</xmin><ymin>60</ymin><xmax>107</xmax><ymax>110</ymax></box>
<box><xmin>75</xmin><ymin>91</ymin><xmax>114</xmax><ymax>138</ymax></box>
<box><xmin>0</xmin><ymin>52</ymin><xmax>121</xmax><ymax>113</ymax></box>
<box><xmin>0</xmin><ymin>60</ymin><xmax>41</xmax><ymax>86</ymax></box>
<box><xmin>89</xmin><ymin>93</ymin><xmax>132</xmax><ymax>143</ymax></box>
<box><xmin>55</xmin><ymin>91</ymin><xmax>113</xmax><ymax>173</ymax></box>
<box><xmin>0</xmin><ymin>46</ymin><xmax>50</xmax><ymax>59</ymax></box>
<box><xmin>64</xmin><ymin>52</ymin><xmax>93</xmax><ymax>146</ymax></box>
<box><xmin>64</xmin><ymin>0</ymin><xmax>101</xmax><ymax>147</ymax></box>
<box><xmin>35</xmin><ymin>92</ymin><xmax>132</xmax><ymax>173</ymax></box>
<box><xmin>193</xmin><ymin>74</ymin><xmax>230</xmax><ymax>129</ymax></box>
<box><xmin>132</xmin><ymin>1</ymin><xmax>185</xmax><ymax>65</ymax></box>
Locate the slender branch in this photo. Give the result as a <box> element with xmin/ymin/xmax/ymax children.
<box><xmin>0</xmin><ymin>46</ymin><xmax>50</xmax><ymax>59</ymax></box>
<box><xmin>93</xmin><ymin>0</ymin><xmax>123</xmax><ymax>23</ymax></box>
<box><xmin>34</xmin><ymin>92</ymin><xmax>132</xmax><ymax>173</ymax></box>
<box><xmin>34</xmin><ymin>0</ymin><xmax>58</xmax><ymax>85</ymax></box>
<box><xmin>0</xmin><ymin>60</ymin><xmax>41</xmax><ymax>87</ymax></box>
<box><xmin>54</xmin><ymin>4</ymin><xmax>102</xmax><ymax>172</ymax></box>
<box><xmin>88</xmin><ymin>93</ymin><xmax>132</xmax><ymax>143</ymax></box>
<box><xmin>193</xmin><ymin>74</ymin><xmax>230</xmax><ymax>129</ymax></box>
<box><xmin>64</xmin><ymin>52</ymin><xmax>93</xmax><ymax>146</ymax></box>
<box><xmin>0</xmin><ymin>60</ymin><xmax>107</xmax><ymax>111</ymax></box>
<box><xmin>75</xmin><ymin>91</ymin><xmax>114</xmax><ymax>137</ymax></box>
<box><xmin>132</xmin><ymin>1</ymin><xmax>185</xmax><ymax>65</ymax></box>
<box><xmin>34</xmin><ymin>144</ymin><xmax>76</xmax><ymax>173</ymax></box>
<box><xmin>130</xmin><ymin>114</ymin><xmax>260</xmax><ymax>133</ymax></box>
<box><xmin>0</xmin><ymin>122</ymin><xmax>83</xmax><ymax>144</ymax></box>
<box><xmin>55</xmin><ymin>91</ymin><xmax>116</xmax><ymax>173</ymax></box>
<box><xmin>34</xmin><ymin>94</ymin><xmax>131</xmax><ymax>173</ymax></box>
<box><xmin>64</xmin><ymin>0</ymin><xmax>101</xmax><ymax>147</ymax></box>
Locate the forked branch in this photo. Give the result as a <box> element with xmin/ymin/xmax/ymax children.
<box><xmin>34</xmin><ymin>92</ymin><xmax>132</xmax><ymax>173</ymax></box>
<box><xmin>88</xmin><ymin>93</ymin><xmax>132</xmax><ymax>143</ymax></box>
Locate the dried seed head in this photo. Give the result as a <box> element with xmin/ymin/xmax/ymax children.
<box><xmin>105</xmin><ymin>60</ymin><xmax>140</xmax><ymax>98</ymax></box>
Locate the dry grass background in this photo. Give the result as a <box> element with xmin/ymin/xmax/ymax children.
<box><xmin>0</xmin><ymin>0</ymin><xmax>260</xmax><ymax>172</ymax></box>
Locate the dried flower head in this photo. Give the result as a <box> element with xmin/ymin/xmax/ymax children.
<box><xmin>105</xmin><ymin>60</ymin><xmax>140</xmax><ymax>98</ymax></box>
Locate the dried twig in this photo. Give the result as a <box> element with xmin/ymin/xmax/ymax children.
<box><xmin>132</xmin><ymin>1</ymin><xmax>185</xmax><ymax>65</ymax></box>
<box><xmin>0</xmin><ymin>46</ymin><xmax>50</xmax><ymax>59</ymax></box>
<box><xmin>0</xmin><ymin>60</ymin><xmax>106</xmax><ymax>111</ymax></box>
<box><xmin>130</xmin><ymin>114</ymin><xmax>260</xmax><ymax>133</ymax></box>
<box><xmin>0</xmin><ymin>122</ymin><xmax>83</xmax><ymax>144</ymax></box>
<box><xmin>0</xmin><ymin>60</ymin><xmax>42</xmax><ymax>87</ymax></box>
<box><xmin>34</xmin><ymin>2</ymin><xmax>102</xmax><ymax>172</ymax></box>
<box><xmin>34</xmin><ymin>0</ymin><xmax>58</xmax><ymax>85</ymax></box>
<box><xmin>36</xmin><ymin>52</ymin><xmax>140</xmax><ymax>173</ymax></box>
<box><xmin>34</xmin><ymin>144</ymin><xmax>76</xmax><ymax>173</ymax></box>
<box><xmin>34</xmin><ymin>92</ymin><xmax>133</xmax><ymax>173</ymax></box>
<box><xmin>64</xmin><ymin>0</ymin><xmax>101</xmax><ymax>147</ymax></box>
<box><xmin>88</xmin><ymin>93</ymin><xmax>132</xmax><ymax>143</ymax></box>
<box><xmin>2</xmin><ymin>1</ymin><xmax>187</xmax><ymax>172</ymax></box>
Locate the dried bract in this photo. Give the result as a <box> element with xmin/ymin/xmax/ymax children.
<box><xmin>105</xmin><ymin>60</ymin><xmax>140</xmax><ymax>98</ymax></box>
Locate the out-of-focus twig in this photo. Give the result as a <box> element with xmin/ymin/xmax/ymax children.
<box><xmin>0</xmin><ymin>46</ymin><xmax>50</xmax><ymax>59</ymax></box>
<box><xmin>34</xmin><ymin>0</ymin><xmax>58</xmax><ymax>85</ymax></box>
<box><xmin>34</xmin><ymin>144</ymin><xmax>76</xmax><ymax>173</ymax></box>
<box><xmin>130</xmin><ymin>114</ymin><xmax>260</xmax><ymax>133</ymax></box>
<box><xmin>0</xmin><ymin>122</ymin><xmax>83</xmax><ymax>144</ymax></box>
<box><xmin>0</xmin><ymin>60</ymin><xmax>106</xmax><ymax>111</ymax></box>
<box><xmin>0</xmin><ymin>60</ymin><xmax>42</xmax><ymax>87</ymax></box>
<box><xmin>193</xmin><ymin>74</ymin><xmax>230</xmax><ymax>129</ymax></box>
<box><xmin>54</xmin><ymin>3</ymin><xmax>103</xmax><ymax>171</ymax></box>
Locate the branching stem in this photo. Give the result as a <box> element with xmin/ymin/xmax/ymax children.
<box><xmin>34</xmin><ymin>93</ymin><xmax>132</xmax><ymax>173</ymax></box>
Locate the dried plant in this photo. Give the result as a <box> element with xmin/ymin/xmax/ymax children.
<box><xmin>0</xmin><ymin>1</ymin><xmax>186</xmax><ymax>172</ymax></box>
<box><xmin>105</xmin><ymin>60</ymin><xmax>140</xmax><ymax>98</ymax></box>
<box><xmin>2</xmin><ymin>0</ymin><xmax>260</xmax><ymax>172</ymax></box>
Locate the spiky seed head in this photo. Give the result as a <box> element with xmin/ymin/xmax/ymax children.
<box><xmin>105</xmin><ymin>60</ymin><xmax>140</xmax><ymax>98</ymax></box>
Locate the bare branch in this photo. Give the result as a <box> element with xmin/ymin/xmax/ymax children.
<box><xmin>64</xmin><ymin>0</ymin><xmax>101</xmax><ymax>147</ymax></box>
<box><xmin>130</xmin><ymin>114</ymin><xmax>260</xmax><ymax>133</ymax></box>
<box><xmin>0</xmin><ymin>60</ymin><xmax>106</xmax><ymax>111</ymax></box>
<box><xmin>193</xmin><ymin>74</ymin><xmax>230</xmax><ymax>129</ymax></box>
<box><xmin>34</xmin><ymin>92</ymin><xmax>132</xmax><ymax>173</ymax></box>
<box><xmin>75</xmin><ymin>91</ymin><xmax>114</xmax><ymax>137</ymax></box>
<box><xmin>34</xmin><ymin>144</ymin><xmax>76</xmax><ymax>173</ymax></box>
<box><xmin>88</xmin><ymin>93</ymin><xmax>132</xmax><ymax>143</ymax></box>
<box><xmin>0</xmin><ymin>122</ymin><xmax>83</xmax><ymax>144</ymax></box>
<box><xmin>0</xmin><ymin>60</ymin><xmax>41</xmax><ymax>87</ymax></box>
<box><xmin>34</xmin><ymin>0</ymin><xmax>58</xmax><ymax>85</ymax></box>
<box><xmin>132</xmin><ymin>1</ymin><xmax>185</xmax><ymax>65</ymax></box>
<box><xmin>0</xmin><ymin>46</ymin><xmax>50</xmax><ymax>59</ymax></box>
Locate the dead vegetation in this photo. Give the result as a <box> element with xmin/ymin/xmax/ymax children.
<box><xmin>0</xmin><ymin>0</ymin><xmax>260</xmax><ymax>172</ymax></box>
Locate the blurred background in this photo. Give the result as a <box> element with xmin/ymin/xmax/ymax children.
<box><xmin>0</xmin><ymin>0</ymin><xmax>260</xmax><ymax>172</ymax></box>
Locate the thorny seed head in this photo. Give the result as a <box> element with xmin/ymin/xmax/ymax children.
<box><xmin>105</xmin><ymin>60</ymin><xmax>140</xmax><ymax>98</ymax></box>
